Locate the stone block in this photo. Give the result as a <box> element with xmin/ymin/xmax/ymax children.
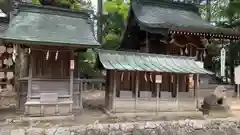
<box><xmin>43</xmin><ymin>105</ymin><xmax>57</xmax><ymax>116</ymax></box>
<box><xmin>55</xmin><ymin>128</ymin><xmax>70</xmax><ymax>135</ymax></box>
<box><xmin>28</xmin><ymin>106</ymin><xmax>41</xmax><ymax>116</ymax></box>
<box><xmin>59</xmin><ymin>105</ymin><xmax>70</xmax><ymax>115</ymax></box>
<box><xmin>11</xmin><ymin>129</ymin><xmax>25</xmax><ymax>135</ymax></box>
<box><xmin>26</xmin><ymin>128</ymin><xmax>44</xmax><ymax>135</ymax></box>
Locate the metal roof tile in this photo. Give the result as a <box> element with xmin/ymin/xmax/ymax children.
<box><xmin>97</xmin><ymin>49</ymin><xmax>213</xmax><ymax>75</ymax></box>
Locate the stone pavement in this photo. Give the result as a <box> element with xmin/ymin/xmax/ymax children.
<box><xmin>2</xmin><ymin>118</ymin><xmax>240</xmax><ymax>135</ymax></box>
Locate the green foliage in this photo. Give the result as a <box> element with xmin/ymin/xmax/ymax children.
<box><xmin>32</xmin><ymin>0</ymin><xmax>40</xmax><ymax>4</ymax></box>
<box><xmin>200</xmin><ymin>0</ymin><xmax>240</xmax><ymax>82</ymax></box>
<box><xmin>31</xmin><ymin>0</ymin><xmax>90</xmax><ymax>11</ymax></box>
<box><xmin>55</xmin><ymin>0</ymin><xmax>72</xmax><ymax>5</ymax></box>
<box><xmin>72</xmin><ymin>0</ymin><xmax>80</xmax><ymax>11</ymax></box>
<box><xmin>102</xmin><ymin>0</ymin><xmax>130</xmax><ymax>49</ymax></box>
<box><xmin>78</xmin><ymin>49</ymin><xmax>98</xmax><ymax>77</ymax></box>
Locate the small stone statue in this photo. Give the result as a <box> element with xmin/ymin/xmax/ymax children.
<box><xmin>199</xmin><ymin>85</ymin><xmax>228</xmax><ymax>116</ymax></box>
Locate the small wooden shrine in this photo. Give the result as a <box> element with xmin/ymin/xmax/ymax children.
<box><xmin>96</xmin><ymin>0</ymin><xmax>240</xmax><ymax>113</ymax></box>
<box><xmin>0</xmin><ymin>1</ymin><xmax>99</xmax><ymax>116</ymax></box>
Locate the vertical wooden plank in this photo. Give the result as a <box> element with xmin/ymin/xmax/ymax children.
<box><xmin>105</xmin><ymin>70</ymin><xmax>110</xmax><ymax>110</ymax></box>
<box><xmin>76</xmin><ymin>81</ymin><xmax>80</xmax><ymax>109</ymax></box>
<box><xmin>27</xmin><ymin>49</ymin><xmax>33</xmax><ymax>100</ymax></box>
<box><xmin>69</xmin><ymin>51</ymin><xmax>74</xmax><ymax>113</ymax></box>
<box><xmin>80</xmin><ymin>79</ymin><xmax>83</xmax><ymax>109</ymax></box>
<box><xmin>135</xmin><ymin>71</ymin><xmax>139</xmax><ymax>112</ymax></box>
<box><xmin>196</xmin><ymin>74</ymin><xmax>199</xmax><ymax>109</ymax></box>
<box><xmin>176</xmin><ymin>74</ymin><xmax>179</xmax><ymax>111</ymax></box>
<box><xmin>156</xmin><ymin>82</ymin><xmax>160</xmax><ymax>114</ymax></box>
<box><xmin>112</xmin><ymin>70</ymin><xmax>117</xmax><ymax>111</ymax></box>
<box><xmin>193</xmin><ymin>74</ymin><xmax>197</xmax><ymax>109</ymax></box>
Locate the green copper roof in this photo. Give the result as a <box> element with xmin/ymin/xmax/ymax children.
<box><xmin>0</xmin><ymin>4</ymin><xmax>100</xmax><ymax>47</ymax></box>
<box><xmin>96</xmin><ymin>49</ymin><xmax>213</xmax><ymax>74</ymax></box>
<box><xmin>132</xmin><ymin>0</ymin><xmax>240</xmax><ymax>38</ymax></box>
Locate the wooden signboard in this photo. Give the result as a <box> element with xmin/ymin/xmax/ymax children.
<box><xmin>235</xmin><ymin>66</ymin><xmax>240</xmax><ymax>99</ymax></box>
<box><xmin>235</xmin><ymin>66</ymin><xmax>240</xmax><ymax>84</ymax></box>
<box><xmin>155</xmin><ymin>75</ymin><xmax>162</xmax><ymax>83</ymax></box>
<box><xmin>70</xmin><ymin>60</ymin><xmax>74</xmax><ymax>70</ymax></box>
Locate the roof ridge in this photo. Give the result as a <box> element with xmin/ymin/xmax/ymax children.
<box><xmin>17</xmin><ymin>2</ymin><xmax>92</xmax><ymax>19</ymax></box>
<box><xmin>96</xmin><ymin>49</ymin><xmax>196</xmax><ymax>60</ymax></box>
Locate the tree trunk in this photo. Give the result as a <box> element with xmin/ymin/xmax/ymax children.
<box><xmin>206</xmin><ymin>0</ymin><xmax>211</xmax><ymax>22</ymax></box>
<box><xmin>97</xmin><ymin>0</ymin><xmax>103</xmax><ymax>44</ymax></box>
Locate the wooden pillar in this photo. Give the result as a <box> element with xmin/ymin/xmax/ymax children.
<box><xmin>194</xmin><ymin>74</ymin><xmax>199</xmax><ymax>109</ymax></box>
<box><xmin>112</xmin><ymin>70</ymin><xmax>117</xmax><ymax>111</ymax></box>
<box><xmin>27</xmin><ymin>50</ymin><xmax>33</xmax><ymax>100</ymax></box>
<box><xmin>176</xmin><ymin>75</ymin><xmax>179</xmax><ymax>111</ymax></box>
<box><xmin>79</xmin><ymin>79</ymin><xmax>83</xmax><ymax>109</ymax></box>
<box><xmin>105</xmin><ymin>70</ymin><xmax>110</xmax><ymax>109</ymax></box>
<box><xmin>69</xmin><ymin>51</ymin><xmax>74</xmax><ymax>112</ymax></box>
<box><xmin>156</xmin><ymin>82</ymin><xmax>160</xmax><ymax>113</ymax></box>
<box><xmin>135</xmin><ymin>72</ymin><xmax>139</xmax><ymax>112</ymax></box>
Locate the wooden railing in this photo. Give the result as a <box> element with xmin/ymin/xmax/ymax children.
<box><xmin>18</xmin><ymin>78</ymin><xmax>105</xmax><ymax>111</ymax></box>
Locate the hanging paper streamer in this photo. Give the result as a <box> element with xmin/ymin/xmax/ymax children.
<box><xmin>150</xmin><ymin>73</ymin><xmax>153</xmax><ymax>82</ymax></box>
<box><xmin>13</xmin><ymin>45</ymin><xmax>16</xmax><ymax>54</ymax></box>
<box><xmin>203</xmin><ymin>50</ymin><xmax>207</xmax><ymax>58</ymax></box>
<box><xmin>195</xmin><ymin>50</ymin><xmax>199</xmax><ymax>59</ymax></box>
<box><xmin>180</xmin><ymin>48</ymin><xmax>183</xmax><ymax>55</ymax></box>
<box><xmin>121</xmin><ymin>72</ymin><xmax>124</xmax><ymax>81</ymax></box>
<box><xmin>170</xmin><ymin>38</ymin><xmax>175</xmax><ymax>44</ymax></box>
<box><xmin>46</xmin><ymin>50</ymin><xmax>49</xmax><ymax>60</ymax></box>
<box><xmin>171</xmin><ymin>75</ymin><xmax>174</xmax><ymax>83</ymax></box>
<box><xmin>12</xmin><ymin>45</ymin><xmax>17</xmax><ymax>62</ymax></box>
<box><xmin>185</xmin><ymin>47</ymin><xmax>188</xmax><ymax>54</ymax></box>
<box><xmin>144</xmin><ymin>72</ymin><xmax>148</xmax><ymax>82</ymax></box>
<box><xmin>7</xmin><ymin>58</ymin><xmax>13</xmax><ymax>67</ymax></box>
<box><xmin>55</xmin><ymin>51</ymin><xmax>59</xmax><ymax>60</ymax></box>
<box><xmin>12</xmin><ymin>54</ymin><xmax>16</xmax><ymax>62</ymax></box>
<box><xmin>28</xmin><ymin>48</ymin><xmax>31</xmax><ymax>54</ymax></box>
